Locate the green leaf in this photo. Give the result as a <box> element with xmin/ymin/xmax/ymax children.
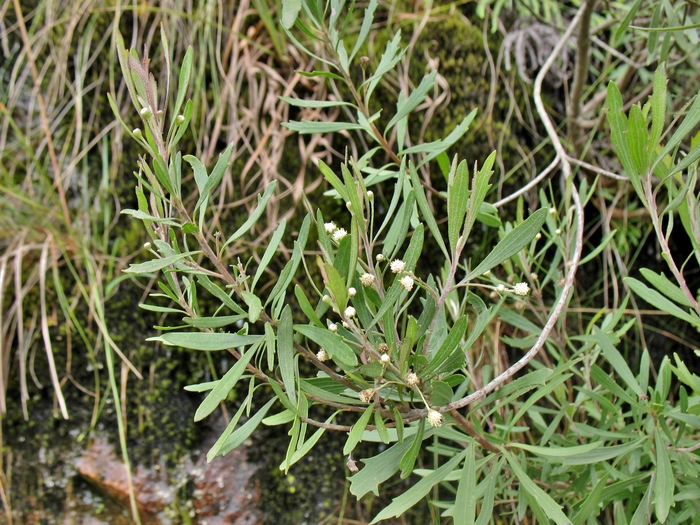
<box><xmin>265</xmin><ymin>322</ymin><xmax>275</xmax><ymax>371</ymax></box>
<box><xmin>124</xmin><ymin>252</ymin><xmax>199</xmax><ymax>274</ymax></box>
<box><xmin>649</xmin><ymin>63</ymin><xmax>667</xmax><ymax>153</ymax></box>
<box><xmin>206</xmin><ymin>398</ymin><xmax>249</xmax><ymax>461</ymax></box>
<box><xmin>214</xmin><ymin>397</ymin><xmax>276</xmax><ymax>458</ymax></box>
<box><xmin>316</xmin><ymin>159</ymin><xmax>348</xmax><ymax>201</ymax></box>
<box><xmin>193</xmin><ymin>144</ymin><xmax>234</xmax><ymax>218</ymax></box>
<box><xmin>294</xmin><ymin>325</ymin><xmax>358</xmax><ymax>367</ymax></box>
<box><xmin>420</xmin><ymin>316</ymin><xmax>467</xmax><ymax>379</ymax></box>
<box><xmin>324</xmin><ymin>262</ymin><xmax>348</xmax><ymax>313</ymax></box>
<box><xmin>196</xmin><ymin>275</ymin><xmax>246</xmax><ymax>315</ymax></box>
<box><xmin>640</xmin><ymin>268</ymin><xmax>695</xmax><ymax>307</ymax></box>
<box><xmin>654</xmin><ymin>89</ymin><xmax>700</xmax><ymax>171</ymax></box>
<box><xmin>374</xmin><ymin>411</ymin><xmax>390</xmax><ymax>444</ymax></box>
<box><xmin>371</xmin><ymin>449</ymin><xmax>467</xmax><ymax>523</ymax></box>
<box><xmin>294</xmin><ymin>285</ymin><xmax>324</xmax><ymax>328</ymax></box>
<box><xmin>467</xmin><ymin>208</ymin><xmax>548</xmax><ymax>279</ymax></box>
<box><xmin>282</xmin><ymin>121</ymin><xmax>366</xmax><ymax>134</ymax></box>
<box><xmin>149</xmin><ymin>332</ymin><xmax>262</xmax><ymax>351</ymax></box>
<box><xmin>559</xmin><ymin>438</ymin><xmax>645</xmax><ymax>465</ymax></box>
<box><xmin>613</xmin><ymin>0</ymin><xmax>643</xmax><ymax>45</ymax></box>
<box><xmin>654</xmin><ymin>428</ymin><xmax>674</xmax><ymax>522</ymax></box>
<box><xmin>349</xmin><ymin>431</ymin><xmax>426</xmax><ymax>497</ymax></box>
<box><xmin>607</xmin><ymin>82</ymin><xmax>645</xmax><ymax>202</ymax></box>
<box><xmin>454</xmin><ymin>440</ymin><xmax>476</xmax><ymax>525</ymax></box>
<box><xmin>417</xmin><ymin>110</ymin><xmax>478</xmax><ymax>168</ymax></box>
<box><xmin>279</xmin><ymin>96</ymin><xmax>355</xmax><ymax>109</ymax></box>
<box><xmin>627</xmin><ymin>104</ymin><xmax>650</xmax><ymax>176</ymax></box>
<box><xmin>252</xmin><ymin>219</ymin><xmax>286</xmax><ymax>291</ymax></box>
<box><xmin>278</xmin><ymin>305</ymin><xmax>297</xmax><ymax>407</ymax></box>
<box><xmin>399</xmin><ymin>418</ymin><xmax>425</xmax><ymax>479</ymax></box>
<box><xmin>364</xmin><ymin>31</ymin><xmax>405</xmax><ymax>103</ymax></box>
<box><xmin>625</xmin><ymin>277</ymin><xmax>700</xmax><ymax>327</ymax></box>
<box><xmin>350</xmin><ymin>0</ymin><xmax>377</xmax><ymax>61</ymax></box>
<box><xmin>240</xmin><ymin>291</ymin><xmax>263</xmax><ymax>323</ymax></box>
<box><xmin>448</xmin><ymin>158</ymin><xmax>470</xmax><ymax>255</ymax></box>
<box><xmin>172</xmin><ymin>46</ymin><xmax>192</xmax><ymax>119</ymax></box>
<box><xmin>194</xmin><ymin>343</ymin><xmax>258</xmax><ymax>421</ymax></box>
<box><xmin>183</xmin><ymin>315</ymin><xmax>246</xmax><ymax>328</ymax></box>
<box><xmin>409</xmin><ymin>161</ymin><xmax>450</xmax><ymax>260</ymax></box>
<box><xmin>463</xmin><ymin>152</ymin><xmax>495</xmax><ymax>242</ymax></box>
<box><xmin>281</xmin><ymin>0</ymin><xmax>301</xmax><ymax>29</ymax></box>
<box><xmin>593</xmin><ymin>326</ymin><xmax>644</xmax><ymax>397</ymax></box>
<box><xmin>510</xmin><ymin>441</ymin><xmax>602</xmax><ymax>459</ymax></box>
<box><xmin>344</xmin><ymin>403</ymin><xmax>375</xmax><ymax>455</ymax></box>
<box><xmin>474</xmin><ymin>458</ymin><xmax>502</xmax><ymax>525</ymax></box>
<box><xmin>221</xmin><ymin>181</ymin><xmax>277</xmax><ymax>250</ymax></box>
<box><xmin>385</xmin><ymin>71</ymin><xmax>437</xmax><ymax>134</ymax></box>
<box><xmin>504</xmin><ymin>451</ymin><xmax>572</xmax><ymax>525</ymax></box>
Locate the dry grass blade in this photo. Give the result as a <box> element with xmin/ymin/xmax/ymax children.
<box><xmin>38</xmin><ymin>238</ymin><xmax>68</xmax><ymax>419</ymax></box>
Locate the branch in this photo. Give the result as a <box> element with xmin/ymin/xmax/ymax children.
<box><xmin>441</xmin><ymin>5</ymin><xmax>587</xmax><ymax>414</ymax></box>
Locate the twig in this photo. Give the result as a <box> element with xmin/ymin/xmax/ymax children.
<box><xmin>441</xmin><ymin>5</ymin><xmax>586</xmax><ymax>414</ymax></box>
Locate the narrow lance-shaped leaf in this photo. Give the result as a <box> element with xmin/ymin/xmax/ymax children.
<box><xmin>252</xmin><ymin>218</ymin><xmax>286</xmax><ymax>291</ymax></box>
<box><xmin>371</xmin><ymin>449</ymin><xmax>468</xmax><ymax>523</ymax></box>
<box><xmin>194</xmin><ymin>342</ymin><xmax>259</xmax><ymax>421</ymax></box>
<box><xmin>607</xmin><ymin>82</ymin><xmax>646</xmax><ymax>204</ymax></box>
<box><xmin>625</xmin><ymin>277</ymin><xmax>700</xmax><ymax>328</ymax></box>
<box><xmin>215</xmin><ymin>397</ymin><xmax>276</xmax><ymax>457</ymax></box>
<box><xmin>281</xmin><ymin>0</ymin><xmax>302</xmax><ymax>29</ymax></box>
<box><xmin>294</xmin><ymin>325</ymin><xmax>358</xmax><ymax>367</ymax></box>
<box><xmin>385</xmin><ymin>71</ymin><xmax>437</xmax><ymax>134</ymax></box>
<box><xmin>467</xmin><ymin>208</ymin><xmax>548</xmax><ymax>279</ymax></box>
<box><xmin>278</xmin><ymin>305</ymin><xmax>297</xmax><ymax>407</ymax></box>
<box><xmin>343</xmin><ymin>403</ymin><xmax>375</xmax><ymax>455</ymax></box>
<box><xmin>399</xmin><ymin>418</ymin><xmax>425</xmax><ymax>479</ymax></box>
<box><xmin>350</xmin><ymin>0</ymin><xmax>378</xmax><ymax>61</ymax></box>
<box><xmin>654</xmin><ymin>428</ymin><xmax>674</xmax><ymax>522</ymax></box>
<box><xmin>149</xmin><ymin>332</ymin><xmax>262</xmax><ymax>351</ymax></box>
<box><xmin>447</xmin><ymin>157</ymin><xmax>470</xmax><ymax>255</ymax></box>
<box><xmin>454</xmin><ymin>440</ymin><xmax>476</xmax><ymax>525</ymax></box>
<box><xmin>463</xmin><ymin>151</ymin><xmax>495</xmax><ymax>242</ymax></box>
<box><xmin>173</xmin><ymin>46</ymin><xmax>192</xmax><ymax>121</ymax></box>
<box><xmin>592</xmin><ymin>326</ymin><xmax>643</xmax><ymax>397</ymax></box>
<box><xmin>504</xmin><ymin>450</ymin><xmax>572</xmax><ymax>525</ymax></box>
<box><xmin>192</xmin><ymin>143</ymin><xmax>234</xmax><ymax>217</ymax></box>
<box><xmin>221</xmin><ymin>181</ymin><xmax>277</xmax><ymax>250</ymax></box>
<box><xmin>409</xmin><ymin>161</ymin><xmax>449</xmax><ymax>260</ymax></box>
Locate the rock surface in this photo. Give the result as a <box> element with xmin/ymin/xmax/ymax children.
<box><xmin>75</xmin><ymin>421</ymin><xmax>263</xmax><ymax>525</ymax></box>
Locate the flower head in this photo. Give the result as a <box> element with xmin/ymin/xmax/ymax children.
<box><xmin>359</xmin><ymin>389</ymin><xmax>375</xmax><ymax>403</ymax></box>
<box><xmin>316</xmin><ymin>349</ymin><xmax>329</xmax><ymax>362</ymax></box>
<box><xmin>496</xmin><ymin>284</ymin><xmax>506</xmax><ymax>293</ymax></box>
<box><xmin>513</xmin><ymin>282</ymin><xmax>530</xmax><ymax>296</ymax></box>
<box><xmin>380</xmin><ymin>353</ymin><xmax>390</xmax><ymax>364</ymax></box>
<box><xmin>390</xmin><ymin>259</ymin><xmax>406</xmax><ymax>273</ymax></box>
<box><xmin>427</xmin><ymin>409</ymin><xmax>443</xmax><ymax>428</ymax></box>
<box><xmin>400</xmin><ymin>275</ymin><xmax>414</xmax><ymax>292</ymax></box>
<box><xmin>328</xmin><ymin>323</ymin><xmax>338</xmax><ymax>333</ymax></box>
<box><xmin>324</xmin><ymin>222</ymin><xmax>337</xmax><ymax>234</ymax></box>
<box><xmin>405</xmin><ymin>370</ymin><xmax>419</xmax><ymax>387</ymax></box>
<box><xmin>333</xmin><ymin>228</ymin><xmax>348</xmax><ymax>242</ymax></box>
<box><xmin>348</xmin><ymin>287</ymin><xmax>357</xmax><ymax>297</ymax></box>
<box><xmin>344</xmin><ymin>306</ymin><xmax>356</xmax><ymax>318</ymax></box>
<box><xmin>376</xmin><ymin>254</ymin><xmax>385</xmax><ymax>262</ymax></box>
<box><xmin>360</xmin><ymin>273</ymin><xmax>375</xmax><ymax>287</ymax></box>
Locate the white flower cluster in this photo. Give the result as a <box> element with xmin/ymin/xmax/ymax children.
<box><xmin>427</xmin><ymin>409</ymin><xmax>443</xmax><ymax>428</ymax></box>
<box><xmin>360</xmin><ymin>273</ymin><xmax>375</xmax><ymax>287</ymax></box>
<box><xmin>390</xmin><ymin>259</ymin><xmax>406</xmax><ymax>273</ymax></box>
<box><xmin>512</xmin><ymin>282</ymin><xmax>530</xmax><ymax>296</ymax></box>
